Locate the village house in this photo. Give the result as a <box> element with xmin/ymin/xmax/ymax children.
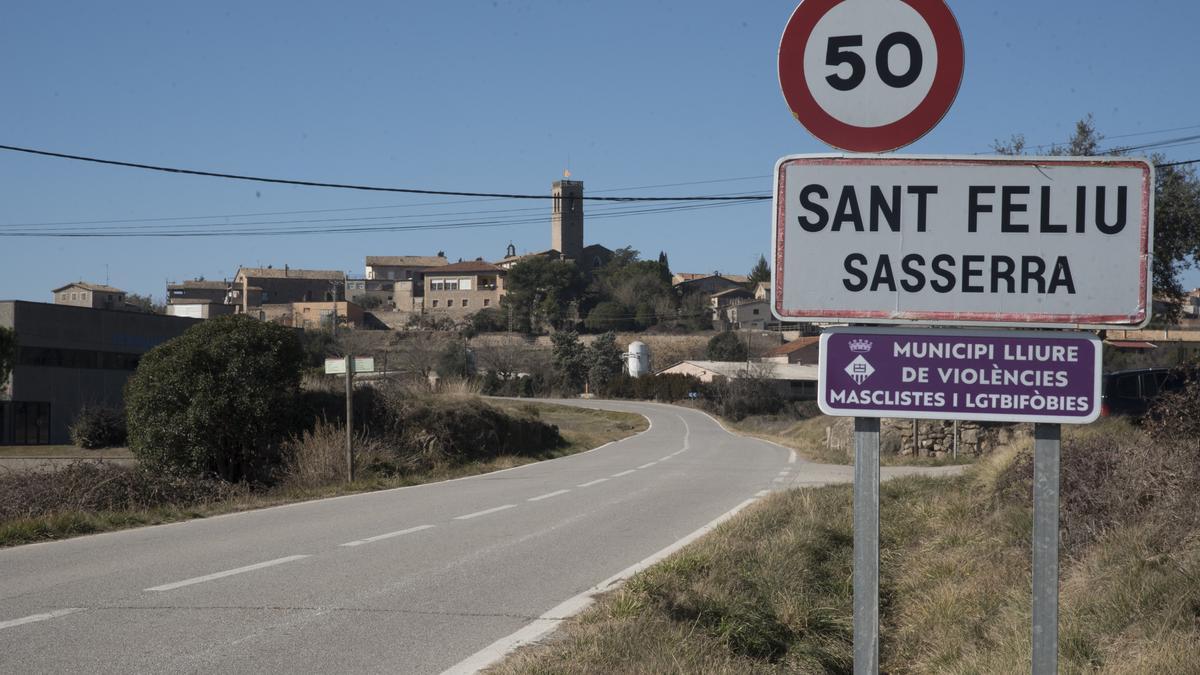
<box><xmin>364</xmin><ymin>255</ymin><xmax>448</xmax><ymax>282</ymax></box>
<box><xmin>52</xmin><ymin>282</ymin><xmax>135</xmax><ymax>312</ymax></box>
<box><xmin>422</xmin><ymin>261</ymin><xmax>506</xmax><ymax>319</ymax></box>
<box><xmin>721</xmin><ymin>298</ymin><xmax>771</xmax><ymax>330</ymax></box>
<box><xmin>291</xmin><ymin>301</ymin><xmax>365</xmax><ymax>330</ymax></box>
<box><xmin>761</xmin><ymin>336</ymin><xmax>821</xmax><ymax>365</ymax></box>
<box><xmin>656</xmin><ymin>359</ymin><xmax>818</xmax><ymax>401</ymax></box>
<box><xmin>231</xmin><ymin>266</ymin><xmax>345</xmax><ymax>314</ymax></box>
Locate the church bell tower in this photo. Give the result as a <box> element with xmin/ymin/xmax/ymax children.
<box><xmin>551</xmin><ymin>179</ymin><xmax>584</xmax><ymax>260</ymax></box>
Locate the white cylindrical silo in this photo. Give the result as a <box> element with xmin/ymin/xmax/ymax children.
<box><xmin>627</xmin><ymin>341</ymin><xmax>650</xmax><ymax>377</ymax></box>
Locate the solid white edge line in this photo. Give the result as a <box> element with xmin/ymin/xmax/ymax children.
<box><xmin>439</xmin><ymin>495</ymin><xmax>763</xmax><ymax>675</ymax></box>
<box><xmin>0</xmin><ymin>608</ymin><xmax>85</xmax><ymax>631</ymax></box>
<box><xmin>453</xmin><ymin>504</ymin><xmax>516</xmax><ymax>521</ymax></box>
<box><xmin>340</xmin><ymin>524</ymin><xmax>435</xmax><ymax>547</ymax></box>
<box><xmin>637</xmin><ymin>462</ymin><xmax>657</xmax><ymax>469</ymax></box>
<box><xmin>659</xmin><ymin>455</ymin><xmax>672</xmax><ymax>461</ymax></box>
<box><xmin>527</xmin><ymin>489</ymin><xmax>570</xmax><ymax>502</ymax></box>
<box><xmin>145</xmin><ymin>555</ymin><xmax>310</xmax><ymax>592</ymax></box>
<box><xmin>577</xmin><ymin>478</ymin><xmax>608</xmax><ymax>488</ymax></box>
<box><xmin>611</xmin><ymin>469</ymin><xmax>636</xmax><ymax>478</ymax></box>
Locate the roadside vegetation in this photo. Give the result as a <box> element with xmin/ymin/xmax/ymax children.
<box><xmin>493</xmin><ymin>382</ymin><xmax>1200</xmax><ymax>673</ymax></box>
<box><xmin>0</xmin><ymin>317</ymin><xmax>646</xmax><ymax>548</ymax></box>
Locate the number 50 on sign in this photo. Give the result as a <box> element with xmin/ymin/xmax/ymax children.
<box><xmin>778</xmin><ymin>0</ymin><xmax>964</xmax><ymax>152</ymax></box>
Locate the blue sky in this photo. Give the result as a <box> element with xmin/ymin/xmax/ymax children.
<box><xmin>2</xmin><ymin>1</ymin><xmax>1198</xmax><ymax>302</ymax></box>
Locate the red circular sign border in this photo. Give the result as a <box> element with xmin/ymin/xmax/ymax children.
<box><xmin>778</xmin><ymin>0</ymin><xmax>964</xmax><ymax>152</ymax></box>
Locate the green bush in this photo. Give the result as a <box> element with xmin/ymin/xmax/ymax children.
<box><xmin>706</xmin><ymin>331</ymin><xmax>748</xmax><ymax>361</ymax></box>
<box><xmin>380</xmin><ymin>396</ymin><xmax>562</xmax><ymax>468</ymax></box>
<box><xmin>69</xmin><ymin>406</ymin><xmax>127</xmax><ymax>449</ymax></box>
<box><xmin>125</xmin><ymin>315</ymin><xmax>305</xmax><ymax>483</ymax></box>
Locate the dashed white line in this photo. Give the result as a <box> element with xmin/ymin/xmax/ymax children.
<box><xmin>578</xmin><ymin>478</ymin><xmax>608</xmax><ymax>488</ymax></box>
<box><xmin>637</xmin><ymin>462</ymin><xmax>657</xmax><ymax>469</ymax></box>
<box><xmin>340</xmin><ymin>524</ymin><xmax>435</xmax><ymax>547</ymax></box>
<box><xmin>527</xmin><ymin>489</ymin><xmax>570</xmax><ymax>502</ymax></box>
<box><xmin>773</xmin><ymin>477</ymin><xmax>789</xmax><ymax>483</ymax></box>
<box><xmin>0</xmin><ymin>608</ymin><xmax>84</xmax><ymax>631</ymax></box>
<box><xmin>454</xmin><ymin>504</ymin><xmax>516</xmax><ymax>520</ymax></box>
<box><xmin>611</xmin><ymin>470</ymin><xmax>636</xmax><ymax>478</ymax></box>
<box><xmin>789</xmin><ymin>449</ymin><xmax>797</xmax><ymax>464</ymax></box>
<box><xmin>778</xmin><ymin>470</ymin><xmax>791</xmax><ymax>476</ymax></box>
<box><xmin>145</xmin><ymin>555</ymin><xmax>310</xmax><ymax>592</ymax></box>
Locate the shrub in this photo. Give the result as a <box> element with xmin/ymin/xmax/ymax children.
<box><xmin>378</xmin><ymin>396</ymin><xmax>563</xmax><ymax>469</ymax></box>
<box><xmin>0</xmin><ymin>462</ymin><xmax>244</xmax><ymax>523</ymax></box>
<box><xmin>707</xmin><ymin>378</ymin><xmax>784</xmax><ymax>421</ymax></box>
<box><xmin>125</xmin><ymin>315</ymin><xmax>305</xmax><ymax>483</ymax></box>
<box><xmin>602</xmin><ymin>373</ymin><xmax>703</xmax><ymax>401</ymax></box>
<box><xmin>584</xmin><ymin>301</ymin><xmax>632</xmax><ymax>332</ymax></box>
<box><xmin>280</xmin><ymin>420</ymin><xmax>391</xmax><ymax>487</ymax></box>
<box><xmin>706</xmin><ymin>331</ymin><xmax>748</xmax><ymax>361</ymax></box>
<box><xmin>69</xmin><ymin>406</ymin><xmax>127</xmax><ymax>449</ymax></box>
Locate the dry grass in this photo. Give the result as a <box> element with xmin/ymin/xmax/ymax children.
<box><xmin>0</xmin><ymin>445</ymin><xmax>133</xmax><ymax>459</ymax></box>
<box><xmin>728</xmin><ymin>413</ymin><xmax>972</xmax><ymax>467</ymax></box>
<box><xmin>495</xmin><ymin>406</ymin><xmax>1200</xmax><ymax>674</ymax></box>
<box><xmin>1</xmin><ymin>399</ymin><xmax>646</xmax><ymax>548</ymax></box>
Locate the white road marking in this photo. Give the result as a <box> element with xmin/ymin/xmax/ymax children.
<box><xmin>340</xmin><ymin>524</ymin><xmax>435</xmax><ymax>547</ymax></box>
<box><xmin>527</xmin><ymin>489</ymin><xmax>570</xmax><ymax>502</ymax></box>
<box><xmin>789</xmin><ymin>449</ymin><xmax>797</xmax><ymax>464</ymax></box>
<box><xmin>659</xmin><ymin>455</ymin><xmax>672</xmax><ymax>461</ymax></box>
<box><xmin>638</xmin><ymin>462</ymin><xmax>657</xmax><ymax>469</ymax></box>
<box><xmin>755</xmin><ymin>489</ymin><xmax>771</xmax><ymax>497</ymax></box>
<box><xmin>778</xmin><ymin>470</ymin><xmax>791</xmax><ymax>476</ymax></box>
<box><xmin>577</xmin><ymin>478</ymin><xmax>608</xmax><ymax>487</ymax></box>
<box><xmin>454</xmin><ymin>504</ymin><xmax>516</xmax><ymax>520</ymax></box>
<box><xmin>0</xmin><ymin>608</ymin><xmax>84</xmax><ymax>631</ymax></box>
<box><xmin>773</xmin><ymin>477</ymin><xmax>788</xmax><ymax>483</ymax></box>
<box><xmin>145</xmin><ymin>555</ymin><xmax>310</xmax><ymax>592</ymax></box>
<box><xmin>611</xmin><ymin>470</ymin><xmax>636</xmax><ymax>478</ymax></box>
<box><xmin>441</xmin><ymin>494</ymin><xmax>764</xmax><ymax>675</ymax></box>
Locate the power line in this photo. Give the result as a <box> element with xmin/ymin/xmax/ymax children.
<box><xmin>0</xmin><ymin>144</ymin><xmax>770</xmax><ymax>202</ymax></box>
<box><xmin>0</xmin><ymin>198</ymin><xmax>765</xmax><ymax>238</ymax></box>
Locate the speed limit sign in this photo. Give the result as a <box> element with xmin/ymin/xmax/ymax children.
<box><xmin>779</xmin><ymin>0</ymin><xmax>964</xmax><ymax>152</ymax></box>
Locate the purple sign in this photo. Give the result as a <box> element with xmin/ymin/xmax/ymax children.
<box><xmin>819</xmin><ymin>328</ymin><xmax>1101</xmax><ymax>424</ymax></box>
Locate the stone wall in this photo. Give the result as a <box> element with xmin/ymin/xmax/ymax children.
<box><xmin>826</xmin><ymin>417</ymin><xmax>1032</xmax><ymax>459</ymax></box>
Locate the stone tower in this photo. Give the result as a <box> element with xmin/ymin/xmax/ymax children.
<box><xmin>551</xmin><ymin>180</ymin><xmax>584</xmax><ymax>260</ymax></box>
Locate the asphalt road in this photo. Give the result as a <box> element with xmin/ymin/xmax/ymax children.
<box><xmin>0</xmin><ymin>400</ymin><xmax>807</xmax><ymax>674</ymax></box>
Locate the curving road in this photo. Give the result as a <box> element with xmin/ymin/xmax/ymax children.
<box><xmin>0</xmin><ymin>400</ymin><xmax>956</xmax><ymax>674</ymax></box>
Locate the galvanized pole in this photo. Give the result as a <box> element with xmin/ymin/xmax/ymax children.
<box><xmin>344</xmin><ymin>355</ymin><xmax>355</xmax><ymax>483</ymax></box>
<box><xmin>853</xmin><ymin>416</ymin><xmax>880</xmax><ymax>674</ymax></box>
<box><xmin>1031</xmin><ymin>423</ymin><xmax>1060</xmax><ymax>674</ymax></box>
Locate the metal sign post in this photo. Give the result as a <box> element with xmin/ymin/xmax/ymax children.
<box><xmin>853</xmin><ymin>416</ymin><xmax>880</xmax><ymax>674</ymax></box>
<box><xmin>344</xmin><ymin>354</ymin><xmax>354</xmax><ymax>483</ymax></box>
<box><xmin>1032</xmin><ymin>423</ymin><xmax>1061</xmax><ymax>673</ymax></box>
<box><xmin>326</xmin><ymin>356</ymin><xmax>375</xmax><ymax>483</ymax></box>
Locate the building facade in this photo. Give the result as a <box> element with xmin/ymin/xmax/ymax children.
<box><xmin>232</xmin><ymin>267</ymin><xmax>345</xmax><ymax>313</ymax></box>
<box><xmin>52</xmin><ymin>282</ymin><xmax>132</xmax><ymax>311</ymax></box>
<box><xmin>423</xmin><ymin>261</ymin><xmax>506</xmax><ymax>319</ymax></box>
<box><xmin>0</xmin><ymin>301</ymin><xmax>199</xmax><ymax>444</ymax></box>
<box><xmin>364</xmin><ymin>255</ymin><xmax>448</xmax><ymax>282</ymax></box>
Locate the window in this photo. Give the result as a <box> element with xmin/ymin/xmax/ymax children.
<box><xmin>462</xmin><ymin>299</ymin><xmax>469</xmax><ymax>308</ymax></box>
<box><xmin>447</xmin><ymin>299</ymin><xmax>455</xmax><ymax>307</ymax></box>
<box><xmin>388</xmin><ymin>271</ymin><xmax>395</xmax><ymax>280</ymax></box>
<box><xmin>60</xmin><ymin>293</ymin><xmax>67</xmax><ymax>301</ymax></box>
<box><xmin>1115</xmin><ymin>375</ymin><xmax>1139</xmax><ymax>398</ymax></box>
<box><xmin>753</xmin><ymin>309</ymin><xmax>760</xmax><ymax>315</ymax></box>
<box><xmin>431</xmin><ymin>279</ymin><xmax>444</xmax><ymax>291</ymax></box>
<box><xmin>459</xmin><ymin>278</ymin><xmax>472</xmax><ymax>291</ymax></box>
<box><xmin>432</xmin><ymin>300</ymin><xmax>439</xmax><ymax>308</ymax></box>
<box><xmin>483</xmin><ymin>298</ymin><xmax>490</xmax><ymax>307</ymax></box>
